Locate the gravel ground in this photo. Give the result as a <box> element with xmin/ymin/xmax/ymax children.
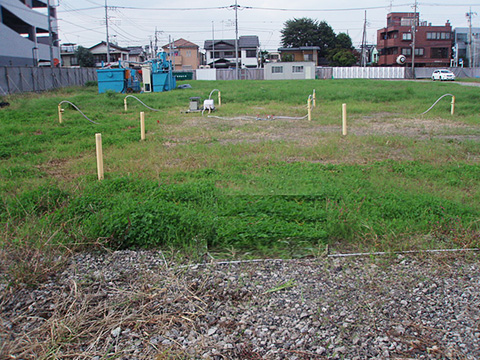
<box><xmin>1</xmin><ymin>250</ymin><xmax>479</xmax><ymax>359</ymax></box>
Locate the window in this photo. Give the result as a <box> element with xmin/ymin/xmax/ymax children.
<box><xmin>246</xmin><ymin>50</ymin><xmax>257</xmax><ymax>58</ymax></box>
<box><xmin>304</xmin><ymin>53</ymin><xmax>313</xmax><ymax>61</ymax></box>
<box><xmin>414</xmin><ymin>48</ymin><xmax>424</xmax><ymax>56</ymax></box>
<box><xmin>402</xmin><ymin>33</ymin><xmax>412</xmax><ymax>41</ymax></box>
<box><xmin>401</xmin><ymin>17</ymin><xmax>416</xmax><ymax>26</ymax></box>
<box><xmin>272</xmin><ymin>66</ymin><xmax>283</xmax><ymax>73</ymax></box>
<box><xmin>427</xmin><ymin>32</ymin><xmax>451</xmax><ymax>40</ymax></box>
<box><xmin>292</xmin><ymin>65</ymin><xmax>304</xmax><ymax>73</ymax></box>
<box><xmin>402</xmin><ymin>48</ymin><xmax>412</xmax><ymax>56</ymax></box>
<box><xmin>186</xmin><ymin>50</ymin><xmax>191</xmax><ymax>57</ymax></box>
<box><xmin>431</xmin><ymin>47</ymin><xmax>449</xmax><ymax>58</ymax></box>
<box><xmin>224</xmin><ymin>51</ymin><xmax>234</xmax><ymax>57</ymax></box>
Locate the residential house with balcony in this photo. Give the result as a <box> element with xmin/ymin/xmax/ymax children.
<box><xmin>204</xmin><ymin>35</ymin><xmax>259</xmax><ymax>68</ymax></box>
<box><xmin>377</xmin><ymin>12</ymin><xmax>453</xmax><ymax>67</ymax></box>
<box><xmin>89</xmin><ymin>41</ymin><xmax>130</xmax><ymax>67</ymax></box>
<box><xmin>162</xmin><ymin>38</ymin><xmax>199</xmax><ymax>70</ymax></box>
<box><xmin>0</xmin><ymin>0</ymin><xmax>60</xmax><ymax>66</ymax></box>
<box><xmin>277</xmin><ymin>46</ymin><xmax>321</xmax><ymax>65</ymax></box>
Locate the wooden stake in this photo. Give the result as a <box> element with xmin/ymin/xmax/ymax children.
<box><xmin>58</xmin><ymin>104</ymin><xmax>63</xmax><ymax>124</ymax></box>
<box><xmin>313</xmin><ymin>89</ymin><xmax>316</xmax><ymax>107</ymax></box>
<box><xmin>218</xmin><ymin>91</ymin><xmax>222</xmax><ymax>106</ymax></box>
<box><xmin>95</xmin><ymin>133</ymin><xmax>104</xmax><ymax>180</ymax></box>
<box><xmin>451</xmin><ymin>95</ymin><xmax>455</xmax><ymax>115</ymax></box>
<box><xmin>124</xmin><ymin>97</ymin><xmax>128</xmax><ymax>112</ymax></box>
<box><xmin>342</xmin><ymin>103</ymin><xmax>347</xmax><ymax>135</ymax></box>
<box><xmin>307</xmin><ymin>97</ymin><xmax>312</xmax><ymax>121</ymax></box>
<box><xmin>140</xmin><ymin>111</ymin><xmax>146</xmax><ymax>140</ymax></box>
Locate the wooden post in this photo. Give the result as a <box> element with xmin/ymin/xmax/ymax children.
<box><xmin>307</xmin><ymin>97</ymin><xmax>312</xmax><ymax>121</ymax></box>
<box><xmin>218</xmin><ymin>91</ymin><xmax>222</xmax><ymax>106</ymax></box>
<box><xmin>95</xmin><ymin>133</ymin><xmax>104</xmax><ymax>180</ymax></box>
<box><xmin>313</xmin><ymin>89</ymin><xmax>316</xmax><ymax>107</ymax></box>
<box><xmin>124</xmin><ymin>97</ymin><xmax>128</xmax><ymax>112</ymax></box>
<box><xmin>58</xmin><ymin>104</ymin><xmax>63</xmax><ymax>123</ymax></box>
<box><xmin>342</xmin><ymin>103</ymin><xmax>347</xmax><ymax>136</ymax></box>
<box><xmin>451</xmin><ymin>95</ymin><xmax>455</xmax><ymax>115</ymax></box>
<box><xmin>140</xmin><ymin>111</ymin><xmax>146</xmax><ymax>140</ymax></box>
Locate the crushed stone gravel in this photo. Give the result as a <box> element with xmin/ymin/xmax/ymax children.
<box><xmin>1</xmin><ymin>250</ymin><xmax>479</xmax><ymax>359</ymax></box>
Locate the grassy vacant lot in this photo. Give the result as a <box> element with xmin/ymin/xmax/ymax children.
<box><xmin>0</xmin><ymin>79</ymin><xmax>479</xmax><ymax>283</ymax></box>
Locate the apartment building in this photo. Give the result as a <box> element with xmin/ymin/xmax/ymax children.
<box><xmin>377</xmin><ymin>12</ymin><xmax>453</xmax><ymax>67</ymax></box>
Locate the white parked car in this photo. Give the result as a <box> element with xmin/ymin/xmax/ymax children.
<box><xmin>431</xmin><ymin>69</ymin><xmax>455</xmax><ymax>81</ymax></box>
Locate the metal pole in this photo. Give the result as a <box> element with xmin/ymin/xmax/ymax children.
<box><xmin>411</xmin><ymin>1</ymin><xmax>417</xmax><ymax>79</ymax></box>
<box><xmin>234</xmin><ymin>0</ymin><xmax>239</xmax><ymax>80</ymax></box>
<box><xmin>105</xmin><ymin>0</ymin><xmax>111</xmax><ymax>63</ymax></box>
<box><xmin>212</xmin><ymin>21</ymin><xmax>215</xmax><ymax>69</ymax></box>
<box><xmin>468</xmin><ymin>8</ymin><xmax>473</xmax><ymax>68</ymax></box>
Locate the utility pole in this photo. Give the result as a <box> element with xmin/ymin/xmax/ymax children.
<box><xmin>47</xmin><ymin>0</ymin><xmax>54</xmax><ymax>67</ymax></box>
<box><xmin>466</xmin><ymin>8</ymin><xmax>477</xmax><ymax>67</ymax></box>
<box><xmin>212</xmin><ymin>21</ymin><xmax>215</xmax><ymax>69</ymax></box>
<box><xmin>411</xmin><ymin>0</ymin><xmax>417</xmax><ymax>79</ymax></box>
<box><xmin>232</xmin><ymin>0</ymin><xmax>239</xmax><ymax>80</ymax></box>
<box><xmin>361</xmin><ymin>11</ymin><xmax>367</xmax><ymax>67</ymax></box>
<box><xmin>105</xmin><ymin>0</ymin><xmax>111</xmax><ymax>63</ymax></box>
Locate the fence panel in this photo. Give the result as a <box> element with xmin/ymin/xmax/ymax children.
<box><xmin>0</xmin><ymin>66</ymin><xmax>98</xmax><ymax>95</ymax></box>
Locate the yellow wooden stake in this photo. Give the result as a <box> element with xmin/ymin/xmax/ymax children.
<box><xmin>451</xmin><ymin>95</ymin><xmax>455</xmax><ymax>115</ymax></box>
<box><xmin>124</xmin><ymin>97</ymin><xmax>128</xmax><ymax>112</ymax></box>
<box><xmin>308</xmin><ymin>97</ymin><xmax>312</xmax><ymax>121</ymax></box>
<box><xmin>140</xmin><ymin>111</ymin><xmax>146</xmax><ymax>140</ymax></box>
<box><xmin>342</xmin><ymin>103</ymin><xmax>347</xmax><ymax>135</ymax></box>
<box><xmin>95</xmin><ymin>133</ymin><xmax>104</xmax><ymax>180</ymax></box>
<box><xmin>218</xmin><ymin>91</ymin><xmax>222</xmax><ymax>106</ymax></box>
<box><xmin>58</xmin><ymin>104</ymin><xmax>63</xmax><ymax>124</ymax></box>
<box><xmin>313</xmin><ymin>89</ymin><xmax>316</xmax><ymax>107</ymax></box>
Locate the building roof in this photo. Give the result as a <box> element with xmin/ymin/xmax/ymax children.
<box><xmin>126</xmin><ymin>46</ymin><xmax>144</xmax><ymax>55</ymax></box>
<box><xmin>162</xmin><ymin>38</ymin><xmax>199</xmax><ymax>49</ymax></box>
<box><xmin>278</xmin><ymin>46</ymin><xmax>321</xmax><ymax>51</ymax></box>
<box><xmin>89</xmin><ymin>41</ymin><xmax>130</xmax><ymax>52</ymax></box>
<box><xmin>204</xmin><ymin>35</ymin><xmax>259</xmax><ymax>50</ymax></box>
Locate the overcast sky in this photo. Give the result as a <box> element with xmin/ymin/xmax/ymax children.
<box><xmin>56</xmin><ymin>0</ymin><xmax>480</xmax><ymax>51</ymax></box>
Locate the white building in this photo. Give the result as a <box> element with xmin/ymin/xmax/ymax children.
<box><xmin>0</xmin><ymin>0</ymin><xmax>60</xmax><ymax>66</ymax></box>
<box><xmin>264</xmin><ymin>62</ymin><xmax>316</xmax><ymax>80</ymax></box>
<box><xmin>204</xmin><ymin>35</ymin><xmax>260</xmax><ymax>68</ymax></box>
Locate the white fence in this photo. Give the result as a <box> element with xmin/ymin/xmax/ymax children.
<box><xmin>0</xmin><ymin>67</ymin><xmax>97</xmax><ymax>95</ymax></box>
<box><xmin>332</xmin><ymin>67</ymin><xmax>406</xmax><ymax>79</ymax></box>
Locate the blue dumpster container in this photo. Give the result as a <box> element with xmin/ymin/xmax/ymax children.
<box><xmin>97</xmin><ymin>68</ymin><xmax>126</xmax><ymax>93</ymax></box>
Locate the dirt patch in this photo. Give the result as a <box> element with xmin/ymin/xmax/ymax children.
<box><xmin>35</xmin><ymin>158</ymin><xmax>78</xmax><ymax>180</ymax></box>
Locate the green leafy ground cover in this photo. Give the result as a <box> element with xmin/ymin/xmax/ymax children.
<box><xmin>1</xmin><ymin>79</ymin><xmax>479</xmax><ymax>261</ymax></box>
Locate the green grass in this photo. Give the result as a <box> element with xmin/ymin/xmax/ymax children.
<box><xmin>1</xmin><ymin>79</ymin><xmax>479</xmax><ymax>266</ymax></box>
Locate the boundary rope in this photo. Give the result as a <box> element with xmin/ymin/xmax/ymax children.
<box><xmin>180</xmin><ymin>247</ymin><xmax>479</xmax><ymax>269</ymax></box>
<box><xmin>421</xmin><ymin>93</ymin><xmax>454</xmax><ymax>115</ymax></box>
<box><xmin>124</xmin><ymin>95</ymin><xmax>160</xmax><ymax>111</ymax></box>
<box><xmin>58</xmin><ymin>100</ymin><xmax>100</xmax><ymax>124</ymax></box>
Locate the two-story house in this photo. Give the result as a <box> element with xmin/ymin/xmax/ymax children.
<box><xmin>162</xmin><ymin>38</ymin><xmax>200</xmax><ymax>70</ymax></box>
<box><xmin>377</xmin><ymin>12</ymin><xmax>453</xmax><ymax>67</ymax></box>
<box><xmin>89</xmin><ymin>41</ymin><xmax>130</xmax><ymax>67</ymax></box>
<box><xmin>204</xmin><ymin>35</ymin><xmax>259</xmax><ymax>68</ymax></box>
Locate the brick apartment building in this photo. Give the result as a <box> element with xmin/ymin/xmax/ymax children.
<box><xmin>377</xmin><ymin>12</ymin><xmax>453</xmax><ymax>67</ymax></box>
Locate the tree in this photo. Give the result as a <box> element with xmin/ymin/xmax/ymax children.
<box><xmin>75</xmin><ymin>46</ymin><xmax>95</xmax><ymax>67</ymax></box>
<box><xmin>328</xmin><ymin>48</ymin><xmax>358</xmax><ymax>67</ymax></box>
<box><xmin>335</xmin><ymin>33</ymin><xmax>353</xmax><ymax>50</ymax></box>
<box><xmin>280</xmin><ymin>18</ymin><xmax>347</xmax><ymax>58</ymax></box>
